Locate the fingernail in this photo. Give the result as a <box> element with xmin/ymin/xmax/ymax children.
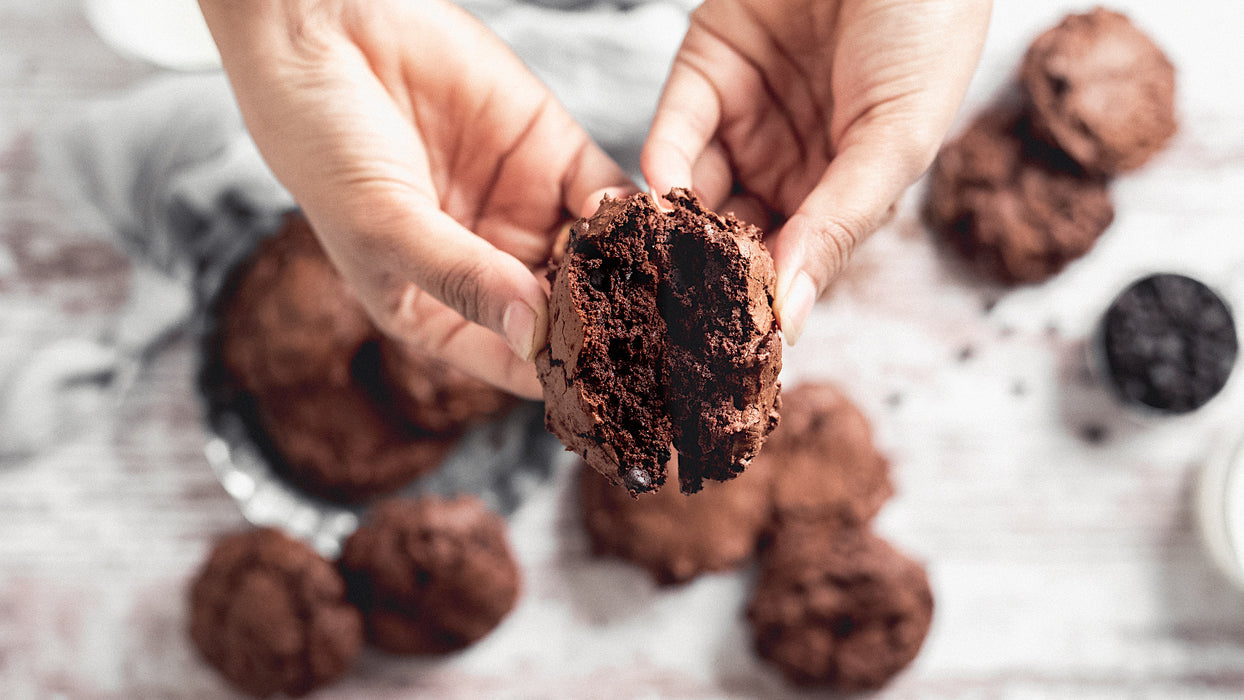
<box><xmin>777</xmin><ymin>271</ymin><xmax>817</xmax><ymax>346</ymax></box>
<box><xmin>502</xmin><ymin>300</ymin><xmax>538</xmax><ymax>362</ymax></box>
<box><xmin>649</xmin><ymin>186</ymin><xmax>676</xmax><ymax>212</ymax></box>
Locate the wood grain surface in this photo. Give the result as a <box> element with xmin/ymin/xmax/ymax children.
<box><xmin>3</xmin><ymin>1</ymin><xmax>1244</xmax><ymax>698</ymax></box>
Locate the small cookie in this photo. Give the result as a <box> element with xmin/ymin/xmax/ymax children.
<box><xmin>1021</xmin><ymin>8</ymin><xmax>1176</xmax><ymax>175</ymax></box>
<box><xmin>220</xmin><ymin>214</ymin><xmax>373</xmax><ymax>394</ymax></box>
<box><xmin>338</xmin><ymin>496</ymin><xmax>521</xmax><ymax>654</ymax></box>
<box><xmin>1100</xmin><ymin>273</ymin><xmax>1238</xmax><ymax>413</ymax></box>
<box><xmin>256</xmin><ymin>382</ymin><xmax>454</xmax><ymax>503</ymax></box>
<box><xmin>746</xmin><ymin>526</ymin><xmax>934</xmax><ymax>690</ymax></box>
<box><xmin>189</xmin><ymin>528</ymin><xmax>363</xmax><ymax>698</ymax></box>
<box><xmin>757</xmin><ymin>382</ymin><xmax>893</xmax><ymax>531</ymax></box>
<box><xmin>578</xmin><ymin>453</ymin><xmax>772</xmax><ymax>585</ymax></box>
<box><xmin>925</xmin><ymin>105</ymin><xmax>1115</xmax><ymax>283</ymax></box>
<box><xmin>376</xmin><ymin>338</ymin><xmax>516</xmax><ymax>435</ymax></box>
<box><xmin>538</xmin><ymin>189</ymin><xmax>781</xmax><ymax>495</ymax></box>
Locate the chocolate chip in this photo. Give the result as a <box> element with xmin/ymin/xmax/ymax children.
<box><xmin>624</xmin><ymin>468</ymin><xmax>651</xmax><ymax>490</ymax></box>
<box><xmin>1080</xmin><ymin>423</ymin><xmax>1108</xmax><ymax>444</ymax></box>
<box><xmin>830</xmin><ymin>615</ymin><xmax>856</xmax><ymax>639</ymax></box>
<box><xmin>587</xmin><ymin>266</ymin><xmax>609</xmax><ymax>293</ymax></box>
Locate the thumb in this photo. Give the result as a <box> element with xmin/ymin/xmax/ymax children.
<box><xmin>312</xmin><ymin>196</ymin><xmax>551</xmax><ymax>363</ymax></box>
<box><xmin>765</xmin><ymin>124</ymin><xmax>935</xmax><ymax>345</ymax></box>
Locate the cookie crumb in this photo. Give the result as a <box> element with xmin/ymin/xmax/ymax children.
<box><xmin>1080</xmin><ymin>423</ymin><xmax>1108</xmax><ymax>445</ymax></box>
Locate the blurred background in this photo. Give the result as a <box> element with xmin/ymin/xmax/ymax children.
<box><xmin>3</xmin><ymin>0</ymin><xmax>1244</xmax><ymax>697</ymax></box>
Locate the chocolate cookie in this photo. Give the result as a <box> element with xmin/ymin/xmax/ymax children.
<box><xmin>376</xmin><ymin>338</ymin><xmax>516</xmax><ymax>435</ymax></box>
<box><xmin>338</xmin><ymin>496</ymin><xmax>521</xmax><ymax>654</ymax></box>
<box><xmin>578</xmin><ymin>453</ymin><xmax>772</xmax><ymax>585</ymax></box>
<box><xmin>220</xmin><ymin>214</ymin><xmax>373</xmax><ymax>394</ymax></box>
<box><xmin>757</xmin><ymin>382</ymin><xmax>893</xmax><ymax>532</ymax></box>
<box><xmin>538</xmin><ymin>189</ymin><xmax>782</xmax><ymax>495</ymax></box>
<box><xmin>189</xmin><ymin>528</ymin><xmax>363</xmax><ymax>698</ymax></box>
<box><xmin>1100</xmin><ymin>273</ymin><xmax>1238</xmax><ymax>413</ymax></box>
<box><xmin>1022</xmin><ymin>8</ymin><xmax>1176</xmax><ymax>175</ymax></box>
<box><xmin>217</xmin><ymin>214</ymin><xmax>517</xmax><ymax>502</ymax></box>
<box><xmin>746</xmin><ymin>526</ymin><xmax>933</xmax><ymax>690</ymax></box>
<box><xmin>256</xmin><ymin>381</ymin><xmax>455</xmax><ymax>503</ymax></box>
<box><xmin>925</xmin><ymin>105</ymin><xmax>1115</xmax><ymax>283</ymax></box>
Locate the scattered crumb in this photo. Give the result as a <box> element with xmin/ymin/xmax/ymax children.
<box><xmin>1011</xmin><ymin>380</ymin><xmax>1026</xmax><ymax>396</ymax></box>
<box><xmin>1044</xmin><ymin>323</ymin><xmax>1061</xmax><ymax>338</ymax></box>
<box><xmin>982</xmin><ymin>298</ymin><xmax>999</xmax><ymax>314</ymax></box>
<box><xmin>885</xmin><ymin>392</ymin><xmax>903</xmax><ymax>408</ymax></box>
<box><xmin>1080</xmin><ymin>424</ymin><xmax>1108</xmax><ymax>445</ymax></box>
<box><xmin>957</xmin><ymin>345</ymin><xmax>976</xmax><ymax>363</ymax></box>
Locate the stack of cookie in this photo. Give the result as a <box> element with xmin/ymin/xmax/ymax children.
<box><xmin>926</xmin><ymin>8</ymin><xmax>1177</xmax><ymax>283</ymax></box>
<box><xmin>213</xmin><ymin>213</ymin><xmax>515</xmax><ymax>503</ymax></box>
<box><xmin>579</xmin><ymin>382</ymin><xmax>933</xmax><ymax>691</ymax></box>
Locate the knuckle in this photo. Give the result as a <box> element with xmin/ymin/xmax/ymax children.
<box><xmin>806</xmin><ymin>213</ymin><xmax>866</xmax><ymax>279</ymax></box>
<box><xmin>367</xmin><ymin>279</ymin><xmax>424</xmax><ymax>340</ymax></box>
<box><xmin>427</xmin><ymin>256</ymin><xmax>493</xmax><ymax>327</ymax></box>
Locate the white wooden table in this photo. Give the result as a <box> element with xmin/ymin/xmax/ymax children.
<box><xmin>4</xmin><ymin>1</ymin><xmax>1244</xmax><ymax>697</ymax></box>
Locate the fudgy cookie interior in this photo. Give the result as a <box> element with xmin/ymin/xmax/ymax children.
<box><xmin>562</xmin><ymin>198</ymin><xmax>673</xmax><ymax>493</ymax></box>
<box><xmin>661</xmin><ymin>192</ymin><xmax>781</xmax><ymax>491</ymax></box>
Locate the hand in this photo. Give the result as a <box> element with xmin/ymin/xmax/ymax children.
<box><xmin>642</xmin><ymin>0</ymin><xmax>991</xmax><ymax>343</ymax></box>
<box><xmin>199</xmin><ymin>0</ymin><xmax>633</xmax><ymax>398</ymax></box>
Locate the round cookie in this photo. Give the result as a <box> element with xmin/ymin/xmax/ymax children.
<box><xmin>220</xmin><ymin>214</ymin><xmax>373</xmax><ymax>394</ymax></box>
<box><xmin>256</xmin><ymin>383</ymin><xmax>454</xmax><ymax>503</ymax></box>
<box><xmin>537</xmin><ymin>189</ymin><xmax>781</xmax><ymax>496</ymax></box>
<box><xmin>338</xmin><ymin>496</ymin><xmax>521</xmax><ymax>654</ymax></box>
<box><xmin>1021</xmin><ymin>8</ymin><xmax>1176</xmax><ymax>175</ymax></box>
<box><xmin>755</xmin><ymin>382</ymin><xmax>893</xmax><ymax>532</ymax></box>
<box><xmin>377</xmin><ymin>338</ymin><xmax>516</xmax><ymax>435</ymax></box>
<box><xmin>218</xmin><ymin>214</ymin><xmax>517</xmax><ymax>502</ymax></box>
<box><xmin>189</xmin><ymin>528</ymin><xmax>363</xmax><ymax>698</ymax></box>
<box><xmin>1100</xmin><ymin>273</ymin><xmax>1238</xmax><ymax>414</ymax></box>
<box><xmin>578</xmin><ymin>453</ymin><xmax>772</xmax><ymax>585</ymax></box>
<box><xmin>746</xmin><ymin>526</ymin><xmax>934</xmax><ymax>690</ymax></box>
<box><xmin>925</xmin><ymin>105</ymin><xmax>1115</xmax><ymax>283</ymax></box>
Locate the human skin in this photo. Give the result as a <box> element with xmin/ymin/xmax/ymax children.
<box><xmin>200</xmin><ymin>0</ymin><xmax>991</xmax><ymax>394</ymax></box>
<box><xmin>643</xmin><ymin>0</ymin><xmax>992</xmax><ymax>343</ymax></box>
<box><xmin>199</xmin><ymin>0</ymin><xmax>634</xmax><ymax>398</ymax></box>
